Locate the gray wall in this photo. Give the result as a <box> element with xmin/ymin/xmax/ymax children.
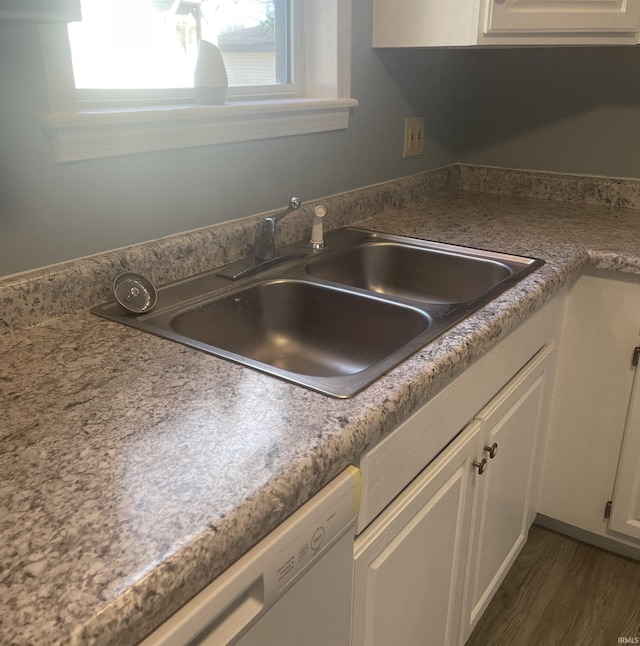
<box><xmin>0</xmin><ymin>2</ymin><xmax>459</xmax><ymax>276</ymax></box>
<box><xmin>3</xmin><ymin>2</ymin><xmax>640</xmax><ymax>277</ymax></box>
<box><xmin>457</xmin><ymin>47</ymin><xmax>640</xmax><ymax>178</ymax></box>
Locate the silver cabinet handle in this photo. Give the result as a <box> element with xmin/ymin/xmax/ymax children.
<box><xmin>473</xmin><ymin>458</ymin><xmax>487</xmax><ymax>475</ymax></box>
<box><xmin>484</xmin><ymin>443</ymin><xmax>498</xmax><ymax>459</ymax></box>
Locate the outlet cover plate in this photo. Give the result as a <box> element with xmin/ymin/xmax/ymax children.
<box><xmin>403</xmin><ymin>116</ymin><xmax>425</xmax><ymax>158</ymax></box>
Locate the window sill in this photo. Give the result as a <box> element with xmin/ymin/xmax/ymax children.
<box><xmin>40</xmin><ymin>97</ymin><xmax>359</xmax><ymax>163</ymax></box>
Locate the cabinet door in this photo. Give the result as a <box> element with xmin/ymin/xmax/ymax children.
<box><xmin>374</xmin><ymin>0</ymin><xmax>640</xmax><ymax>47</ymax></box>
<box><xmin>539</xmin><ymin>271</ymin><xmax>640</xmax><ymax>545</ymax></box>
<box><xmin>609</xmin><ymin>364</ymin><xmax>640</xmax><ymax>540</ymax></box>
<box><xmin>485</xmin><ymin>0</ymin><xmax>640</xmax><ymax>36</ymax></box>
<box><xmin>463</xmin><ymin>345</ymin><xmax>553</xmax><ymax>640</ymax></box>
<box><xmin>373</xmin><ymin>0</ymin><xmax>482</xmax><ymax>47</ymax></box>
<box><xmin>353</xmin><ymin>421</ymin><xmax>483</xmax><ymax>646</ymax></box>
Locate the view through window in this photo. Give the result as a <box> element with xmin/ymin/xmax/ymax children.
<box><xmin>68</xmin><ymin>0</ymin><xmax>288</xmax><ymax>91</ymax></box>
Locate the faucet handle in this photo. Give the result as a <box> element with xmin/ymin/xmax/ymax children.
<box><xmin>270</xmin><ymin>196</ymin><xmax>302</xmax><ymax>223</ymax></box>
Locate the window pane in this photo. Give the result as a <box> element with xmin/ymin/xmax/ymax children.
<box><xmin>68</xmin><ymin>0</ymin><xmax>286</xmax><ymax>90</ymax></box>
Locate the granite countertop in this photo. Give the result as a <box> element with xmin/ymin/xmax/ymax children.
<box><xmin>3</xmin><ymin>177</ymin><xmax>640</xmax><ymax>646</ymax></box>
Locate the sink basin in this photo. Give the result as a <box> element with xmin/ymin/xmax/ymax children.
<box><xmin>306</xmin><ymin>239</ymin><xmax>523</xmax><ymax>304</ymax></box>
<box><xmin>91</xmin><ymin>227</ymin><xmax>543</xmax><ymax>397</ymax></box>
<box><xmin>170</xmin><ymin>279</ymin><xmax>431</xmax><ymax>379</ymax></box>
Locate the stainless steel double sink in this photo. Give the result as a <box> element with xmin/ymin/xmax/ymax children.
<box><xmin>91</xmin><ymin>228</ymin><xmax>544</xmax><ymax>398</ymax></box>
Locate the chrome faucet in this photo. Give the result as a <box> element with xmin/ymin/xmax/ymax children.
<box><xmin>254</xmin><ymin>196</ymin><xmax>302</xmax><ymax>261</ymax></box>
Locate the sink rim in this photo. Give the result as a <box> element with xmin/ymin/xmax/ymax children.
<box><xmin>90</xmin><ymin>227</ymin><xmax>545</xmax><ymax>398</ymax></box>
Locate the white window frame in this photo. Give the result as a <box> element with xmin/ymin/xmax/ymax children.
<box><xmin>38</xmin><ymin>0</ymin><xmax>357</xmax><ymax>163</ymax></box>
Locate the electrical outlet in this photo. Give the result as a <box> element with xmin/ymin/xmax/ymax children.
<box><xmin>403</xmin><ymin>116</ymin><xmax>425</xmax><ymax>158</ymax></box>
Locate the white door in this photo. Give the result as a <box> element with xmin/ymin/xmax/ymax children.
<box><xmin>609</xmin><ymin>355</ymin><xmax>640</xmax><ymax>540</ymax></box>
<box><xmin>353</xmin><ymin>421</ymin><xmax>483</xmax><ymax>646</ymax></box>
<box><xmin>463</xmin><ymin>346</ymin><xmax>552</xmax><ymax>640</ymax></box>
<box><xmin>485</xmin><ymin>0</ymin><xmax>640</xmax><ymax>35</ymax></box>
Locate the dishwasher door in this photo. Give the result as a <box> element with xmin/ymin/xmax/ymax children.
<box><xmin>141</xmin><ymin>467</ymin><xmax>360</xmax><ymax>646</ymax></box>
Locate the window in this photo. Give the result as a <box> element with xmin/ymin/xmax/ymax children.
<box><xmin>68</xmin><ymin>0</ymin><xmax>296</xmax><ymax>100</ymax></box>
<box><xmin>38</xmin><ymin>0</ymin><xmax>356</xmax><ymax>162</ymax></box>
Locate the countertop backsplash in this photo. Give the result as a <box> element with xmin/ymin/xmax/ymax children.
<box><xmin>2</xmin><ymin>164</ymin><xmax>639</xmax><ymax>335</ymax></box>
<box><xmin>457</xmin><ymin>165</ymin><xmax>640</xmax><ymax>209</ymax></box>
<box><xmin>0</xmin><ymin>166</ymin><xmax>456</xmax><ymax>334</ymax></box>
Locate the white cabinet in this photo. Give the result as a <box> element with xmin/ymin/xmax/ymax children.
<box><xmin>462</xmin><ymin>345</ymin><xmax>554</xmax><ymax>641</ymax></box>
<box><xmin>372</xmin><ymin>0</ymin><xmax>640</xmax><ymax>47</ymax></box>
<box><xmin>538</xmin><ymin>269</ymin><xmax>640</xmax><ymax>552</ymax></box>
<box><xmin>352</xmin><ymin>298</ymin><xmax>557</xmax><ymax>646</ymax></box>
<box><xmin>486</xmin><ymin>0</ymin><xmax>639</xmax><ymax>37</ymax></box>
<box><xmin>609</xmin><ymin>357</ymin><xmax>640</xmax><ymax>540</ymax></box>
<box><xmin>352</xmin><ymin>421</ymin><xmax>483</xmax><ymax>646</ymax></box>
<box><xmin>356</xmin><ymin>300</ymin><xmax>558</xmax><ymax>533</ymax></box>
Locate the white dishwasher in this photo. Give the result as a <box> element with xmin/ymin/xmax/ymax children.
<box><xmin>141</xmin><ymin>467</ymin><xmax>360</xmax><ymax>646</ymax></box>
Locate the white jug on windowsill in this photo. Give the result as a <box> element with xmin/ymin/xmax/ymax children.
<box><xmin>194</xmin><ymin>40</ymin><xmax>228</xmax><ymax>105</ymax></box>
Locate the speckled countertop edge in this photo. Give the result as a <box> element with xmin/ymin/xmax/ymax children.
<box><xmin>2</xmin><ymin>167</ymin><xmax>640</xmax><ymax>646</ymax></box>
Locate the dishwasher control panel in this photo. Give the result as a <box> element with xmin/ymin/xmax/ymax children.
<box><xmin>271</xmin><ymin>476</ymin><xmax>357</xmax><ymax>595</ymax></box>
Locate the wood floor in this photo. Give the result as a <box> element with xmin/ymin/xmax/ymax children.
<box><xmin>466</xmin><ymin>525</ymin><xmax>640</xmax><ymax>646</ymax></box>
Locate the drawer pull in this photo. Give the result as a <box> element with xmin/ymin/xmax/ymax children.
<box><xmin>484</xmin><ymin>443</ymin><xmax>498</xmax><ymax>459</ymax></box>
<box><xmin>473</xmin><ymin>458</ymin><xmax>487</xmax><ymax>475</ymax></box>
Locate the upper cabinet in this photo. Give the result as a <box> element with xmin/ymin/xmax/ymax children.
<box><xmin>372</xmin><ymin>0</ymin><xmax>640</xmax><ymax>47</ymax></box>
<box><xmin>0</xmin><ymin>0</ymin><xmax>81</xmax><ymax>23</ymax></box>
